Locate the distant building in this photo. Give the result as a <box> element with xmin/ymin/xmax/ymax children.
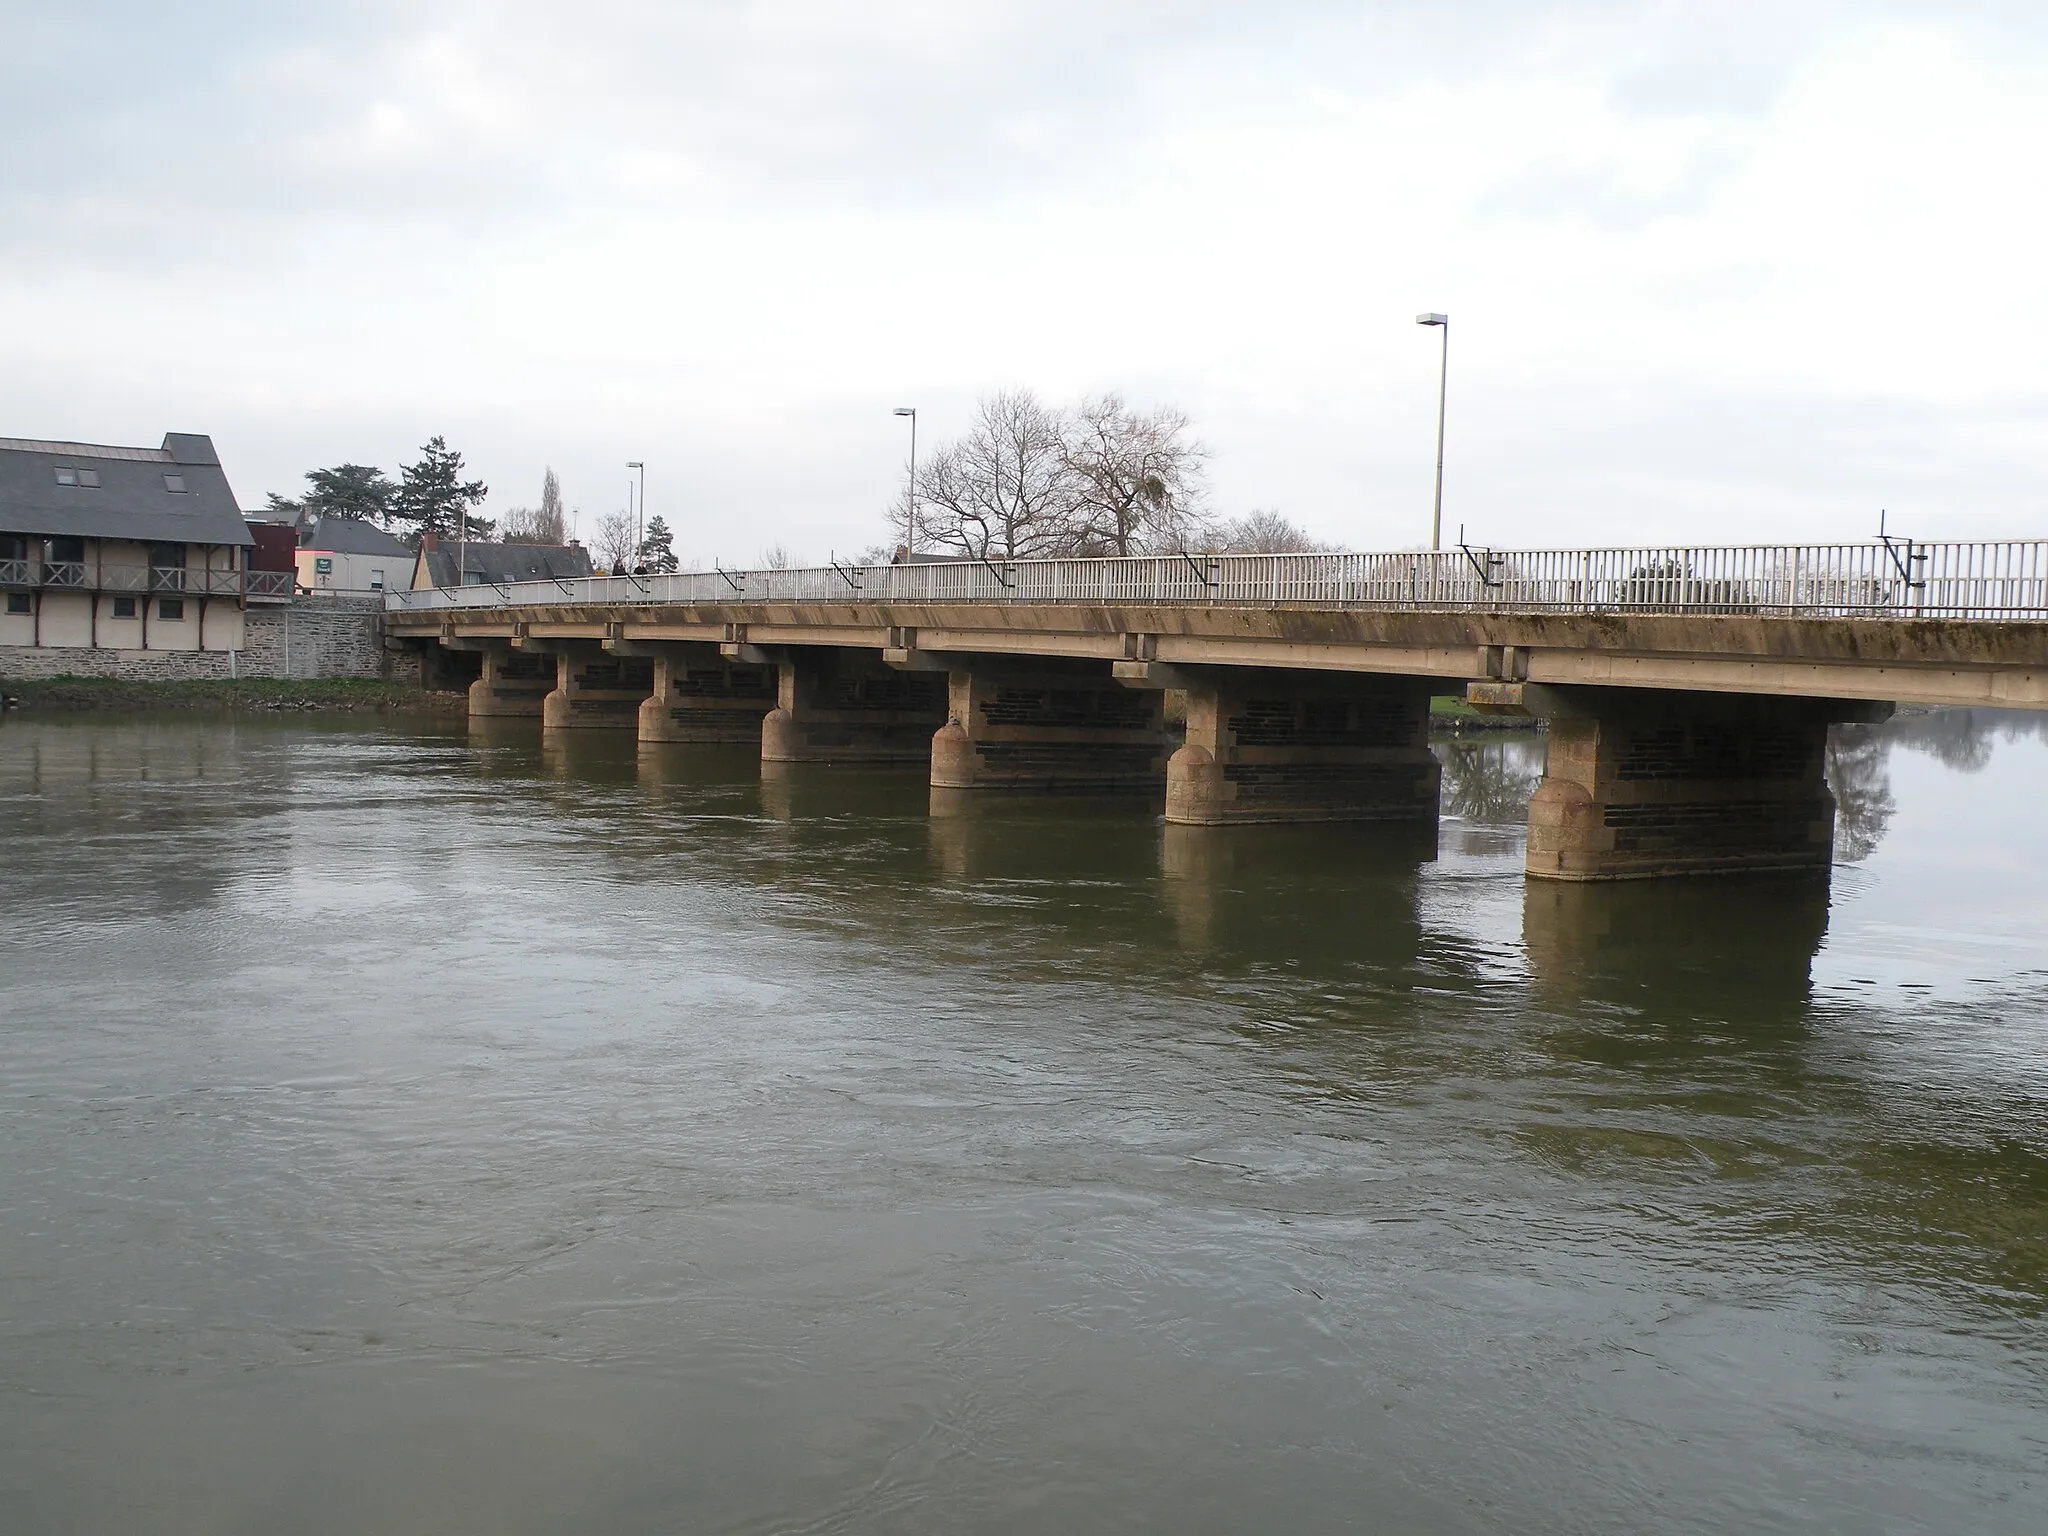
<box><xmin>410</xmin><ymin>534</ymin><xmax>595</xmax><ymax>590</ymax></box>
<box><xmin>0</xmin><ymin>432</ymin><xmax>282</xmax><ymax>662</ymax></box>
<box><xmin>296</xmin><ymin>516</ymin><xmax>411</xmax><ymax>596</ymax></box>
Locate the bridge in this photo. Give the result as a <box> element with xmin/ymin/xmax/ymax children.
<box><xmin>385</xmin><ymin>540</ymin><xmax>2048</xmax><ymax>882</ymax></box>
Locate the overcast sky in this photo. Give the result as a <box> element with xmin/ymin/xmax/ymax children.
<box><xmin>5</xmin><ymin>1</ymin><xmax>2045</xmax><ymax>561</ymax></box>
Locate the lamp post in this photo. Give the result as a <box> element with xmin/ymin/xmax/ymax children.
<box><xmin>626</xmin><ymin>460</ymin><xmax>645</xmax><ymax>562</ymax></box>
<box><xmin>1416</xmin><ymin>313</ymin><xmax>1448</xmax><ymax>551</ymax></box>
<box><xmin>893</xmin><ymin>407</ymin><xmax>916</xmax><ymax>552</ymax></box>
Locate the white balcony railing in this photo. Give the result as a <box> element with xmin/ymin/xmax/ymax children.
<box><xmin>384</xmin><ymin>541</ymin><xmax>2048</xmax><ymax>622</ymax></box>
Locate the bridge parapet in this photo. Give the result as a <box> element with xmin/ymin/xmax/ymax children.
<box><xmin>389</xmin><ymin>541</ymin><xmax>2048</xmax><ymax>621</ymax></box>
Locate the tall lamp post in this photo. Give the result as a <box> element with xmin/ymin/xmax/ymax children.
<box><xmin>1416</xmin><ymin>313</ymin><xmax>1449</xmax><ymax>551</ymax></box>
<box><xmin>626</xmin><ymin>460</ymin><xmax>645</xmax><ymax>562</ymax></box>
<box><xmin>893</xmin><ymin>407</ymin><xmax>916</xmax><ymax>553</ymax></box>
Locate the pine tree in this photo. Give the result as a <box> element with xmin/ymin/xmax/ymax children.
<box><xmin>389</xmin><ymin>437</ymin><xmax>489</xmax><ymax>545</ymax></box>
<box><xmin>638</xmin><ymin>515</ymin><xmax>679</xmax><ymax>573</ymax></box>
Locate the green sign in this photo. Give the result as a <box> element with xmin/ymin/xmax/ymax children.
<box><xmin>314</xmin><ymin>557</ymin><xmax>333</xmax><ymax>574</ymax></box>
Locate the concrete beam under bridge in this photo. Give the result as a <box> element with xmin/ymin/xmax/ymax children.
<box><xmin>604</xmin><ymin>638</ymin><xmax>779</xmax><ymax>744</ymax></box>
<box><xmin>930</xmin><ymin>657</ymin><xmax>1170</xmax><ymax>793</ymax></box>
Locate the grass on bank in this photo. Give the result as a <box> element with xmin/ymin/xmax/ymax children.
<box><xmin>0</xmin><ymin>676</ymin><xmax>463</xmax><ymax>713</ymax></box>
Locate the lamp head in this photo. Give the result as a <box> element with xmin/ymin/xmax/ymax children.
<box><xmin>1416</xmin><ymin>313</ymin><xmax>1447</xmax><ymax>326</ymax></box>
<box><xmin>893</xmin><ymin>407</ymin><xmax>916</xmax><ymax>417</ymax></box>
<box><xmin>626</xmin><ymin>460</ymin><xmax>643</xmax><ymax>468</ymax></box>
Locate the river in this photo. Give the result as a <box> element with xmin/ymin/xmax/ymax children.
<box><xmin>1</xmin><ymin>710</ymin><xmax>2044</xmax><ymax>1533</ymax></box>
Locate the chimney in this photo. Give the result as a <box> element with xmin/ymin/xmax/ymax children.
<box><xmin>421</xmin><ymin>532</ymin><xmax>439</xmax><ymax>552</ymax></box>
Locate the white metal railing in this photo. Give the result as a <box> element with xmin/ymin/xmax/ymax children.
<box><xmin>382</xmin><ymin>541</ymin><xmax>2048</xmax><ymax>621</ymax></box>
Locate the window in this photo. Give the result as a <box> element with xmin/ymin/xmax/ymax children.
<box><xmin>77</xmin><ymin>469</ymin><xmax>100</xmax><ymax>488</ymax></box>
<box><xmin>111</xmin><ymin>596</ymin><xmax>137</xmax><ymax>619</ymax></box>
<box><xmin>5</xmin><ymin>593</ymin><xmax>29</xmax><ymax>615</ymax></box>
<box><xmin>158</xmin><ymin>598</ymin><xmax>185</xmax><ymax>622</ymax></box>
<box><xmin>463</xmin><ymin>570</ymin><xmax>485</xmax><ymax>585</ymax></box>
<box><xmin>147</xmin><ymin>542</ymin><xmax>183</xmax><ymax>569</ymax></box>
<box><xmin>369</xmin><ymin>569</ymin><xmax>385</xmax><ymax>590</ymax></box>
<box><xmin>163</xmin><ymin>474</ymin><xmax>186</xmax><ymax>494</ymax></box>
<box><xmin>54</xmin><ymin>466</ymin><xmax>77</xmax><ymax>486</ymax></box>
<box><xmin>47</xmin><ymin>537</ymin><xmax>85</xmax><ymax>564</ymax></box>
<box><xmin>0</xmin><ymin>535</ymin><xmax>23</xmax><ymax>561</ymax></box>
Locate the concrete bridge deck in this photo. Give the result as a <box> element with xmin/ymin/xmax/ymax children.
<box><xmin>385</xmin><ymin>542</ymin><xmax>2048</xmax><ymax>882</ymax></box>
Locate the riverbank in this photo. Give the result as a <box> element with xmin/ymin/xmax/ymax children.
<box><xmin>0</xmin><ymin>676</ymin><xmax>466</xmax><ymax>715</ymax></box>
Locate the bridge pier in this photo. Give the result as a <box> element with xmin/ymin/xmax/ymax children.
<box><xmin>1154</xmin><ymin>668</ymin><xmax>1442</xmax><ymax>825</ymax></box>
<box><xmin>929</xmin><ymin>659</ymin><xmax>1169</xmax><ymax>792</ymax></box>
<box><xmin>534</xmin><ymin>643</ymin><xmax>655</xmax><ymax>730</ymax></box>
<box><xmin>760</xmin><ymin>648</ymin><xmax>948</xmax><ymax>764</ymax></box>
<box><xmin>616</xmin><ymin>642</ymin><xmax>779</xmax><ymax>744</ymax></box>
<box><xmin>465</xmin><ymin>643</ymin><xmax>553</xmax><ymax>718</ymax></box>
<box><xmin>1520</xmin><ymin>687</ymin><xmax>1882</xmax><ymax>881</ymax></box>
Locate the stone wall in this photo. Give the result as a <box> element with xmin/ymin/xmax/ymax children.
<box><xmin>1</xmin><ymin>596</ymin><xmax>405</xmax><ymax>683</ymax></box>
<box><xmin>241</xmin><ymin>597</ymin><xmax>390</xmax><ymax>680</ymax></box>
<box><xmin>0</xmin><ymin>645</ymin><xmax>236</xmax><ymax>681</ymax></box>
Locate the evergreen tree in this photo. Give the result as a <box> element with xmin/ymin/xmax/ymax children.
<box><xmin>304</xmin><ymin>463</ymin><xmax>398</xmax><ymax>526</ymax></box>
<box><xmin>389</xmin><ymin>437</ymin><xmax>489</xmax><ymax>545</ymax></box>
<box><xmin>638</xmin><ymin>514</ymin><xmax>679</xmax><ymax>573</ymax></box>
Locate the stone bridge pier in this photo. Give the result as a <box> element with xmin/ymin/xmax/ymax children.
<box><xmin>1133</xmin><ymin>665</ymin><xmax>1442</xmax><ymax>826</ymax></box>
<box><xmin>757</xmin><ymin>646</ymin><xmax>949</xmax><ymax>763</ymax></box>
<box><xmin>453</xmin><ymin>640</ymin><xmax>554</xmax><ymax>718</ymax></box>
<box><xmin>605</xmin><ymin>640</ymin><xmax>779</xmax><ymax>744</ymax></box>
<box><xmin>1514</xmin><ymin>686</ymin><xmax>1889</xmax><ymax>881</ymax></box>
<box><xmin>520</xmin><ymin>640</ymin><xmax>654</xmax><ymax>730</ymax></box>
<box><xmin>928</xmin><ymin>657</ymin><xmax>1170</xmax><ymax>792</ymax></box>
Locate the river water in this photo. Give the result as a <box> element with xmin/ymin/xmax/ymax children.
<box><xmin>1</xmin><ymin>711</ymin><xmax>2044</xmax><ymax>1534</ymax></box>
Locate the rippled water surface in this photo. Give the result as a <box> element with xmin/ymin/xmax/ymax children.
<box><xmin>2</xmin><ymin>711</ymin><xmax>2045</xmax><ymax>1534</ymax></box>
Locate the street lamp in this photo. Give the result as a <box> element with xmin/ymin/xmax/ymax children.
<box><xmin>626</xmin><ymin>460</ymin><xmax>645</xmax><ymax>561</ymax></box>
<box><xmin>1416</xmin><ymin>313</ymin><xmax>1448</xmax><ymax>551</ymax></box>
<box><xmin>892</xmin><ymin>408</ymin><xmax>917</xmax><ymax>552</ymax></box>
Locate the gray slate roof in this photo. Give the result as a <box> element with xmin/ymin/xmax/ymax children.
<box><xmin>416</xmin><ymin>542</ymin><xmax>595</xmax><ymax>588</ymax></box>
<box><xmin>300</xmin><ymin>516</ymin><xmax>410</xmax><ymax>557</ymax></box>
<box><xmin>0</xmin><ymin>433</ymin><xmax>253</xmax><ymax>547</ymax></box>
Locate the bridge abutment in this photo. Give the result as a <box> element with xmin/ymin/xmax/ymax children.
<box><xmin>1522</xmin><ymin>688</ymin><xmax>1871</xmax><ymax>881</ymax></box>
<box><xmin>1160</xmin><ymin>670</ymin><xmax>1442</xmax><ymax>825</ymax></box>
<box><xmin>929</xmin><ymin>659</ymin><xmax>1170</xmax><ymax>792</ymax></box>
<box><xmin>536</xmin><ymin>644</ymin><xmax>655</xmax><ymax>730</ymax></box>
<box><xmin>760</xmin><ymin>648</ymin><xmax>948</xmax><ymax>763</ymax></box>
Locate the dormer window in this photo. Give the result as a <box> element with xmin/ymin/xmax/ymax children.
<box><xmin>163</xmin><ymin>474</ymin><xmax>187</xmax><ymax>493</ymax></box>
<box><xmin>54</xmin><ymin>466</ymin><xmax>76</xmax><ymax>486</ymax></box>
<box><xmin>78</xmin><ymin>469</ymin><xmax>99</xmax><ymax>487</ymax></box>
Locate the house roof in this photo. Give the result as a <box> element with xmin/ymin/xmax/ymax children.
<box><xmin>0</xmin><ymin>433</ymin><xmax>253</xmax><ymax>546</ymax></box>
<box><xmin>300</xmin><ymin>516</ymin><xmax>410</xmax><ymax>557</ymax></box>
<box><xmin>414</xmin><ymin>541</ymin><xmax>595</xmax><ymax>588</ymax></box>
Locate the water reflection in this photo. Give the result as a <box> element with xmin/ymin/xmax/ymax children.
<box><xmin>1522</xmin><ymin>876</ymin><xmax>1831</xmax><ymax>1028</ymax></box>
<box><xmin>1160</xmin><ymin>820</ymin><xmax>1434</xmax><ymax>958</ymax></box>
<box><xmin>1435</xmin><ymin>733</ymin><xmax>1543</xmax><ymax>823</ymax></box>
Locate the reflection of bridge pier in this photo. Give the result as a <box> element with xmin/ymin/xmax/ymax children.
<box><xmin>1522</xmin><ymin>876</ymin><xmax>1831</xmax><ymax>1024</ymax></box>
<box><xmin>1162</xmin><ymin>820</ymin><xmax>1434</xmax><ymax>957</ymax></box>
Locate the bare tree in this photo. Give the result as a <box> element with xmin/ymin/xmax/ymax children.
<box><xmin>912</xmin><ymin>389</ymin><xmax>1077</xmax><ymax>560</ymax></box>
<box><xmin>1061</xmin><ymin>393</ymin><xmax>1212</xmax><ymax>555</ymax></box>
<box><xmin>759</xmin><ymin>542</ymin><xmax>798</xmax><ymax>569</ymax></box>
<box><xmin>1216</xmin><ymin>509</ymin><xmax>1327</xmax><ymax>554</ymax></box>
<box><xmin>593</xmin><ymin>511</ymin><xmax>637</xmax><ymax>570</ymax></box>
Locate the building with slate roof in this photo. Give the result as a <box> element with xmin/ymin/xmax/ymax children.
<box><xmin>1</xmin><ymin>432</ymin><xmax>284</xmax><ymax>661</ymax></box>
<box><xmin>296</xmin><ymin>516</ymin><xmax>412</xmax><ymax>596</ymax></box>
<box><xmin>410</xmin><ymin>534</ymin><xmax>595</xmax><ymax>591</ymax></box>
